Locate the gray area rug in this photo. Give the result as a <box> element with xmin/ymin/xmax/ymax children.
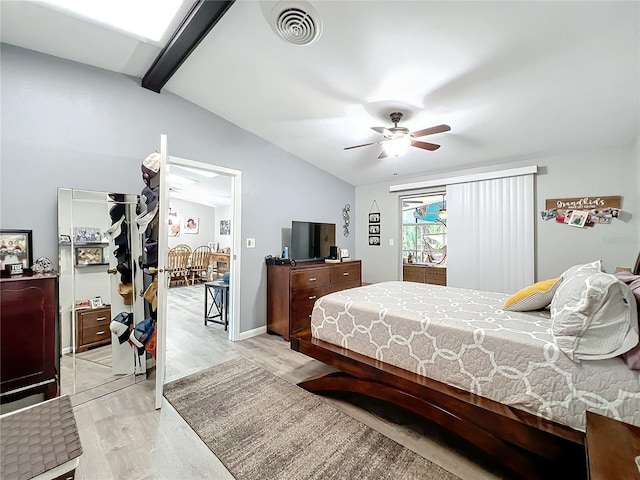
<box><xmin>164</xmin><ymin>356</ymin><xmax>460</xmax><ymax>480</ymax></box>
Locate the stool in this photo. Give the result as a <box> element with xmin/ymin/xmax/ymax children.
<box><xmin>204</xmin><ymin>280</ymin><xmax>229</xmax><ymax>330</ymax></box>
<box><xmin>1</xmin><ymin>395</ymin><xmax>82</xmax><ymax>480</ymax></box>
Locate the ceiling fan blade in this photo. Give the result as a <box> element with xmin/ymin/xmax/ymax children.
<box><xmin>371</xmin><ymin>126</ymin><xmax>391</xmax><ymax>135</ymax></box>
<box><xmin>378</xmin><ymin>150</ymin><xmax>389</xmax><ymax>159</ymax></box>
<box><xmin>411</xmin><ymin>140</ymin><xmax>441</xmax><ymax>151</ymax></box>
<box><xmin>411</xmin><ymin>124</ymin><xmax>451</xmax><ymax>138</ymax></box>
<box><xmin>343</xmin><ymin>141</ymin><xmax>382</xmax><ymax>150</ymax></box>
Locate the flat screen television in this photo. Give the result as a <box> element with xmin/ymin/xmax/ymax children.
<box><xmin>290</xmin><ymin>221</ymin><xmax>336</xmax><ymax>262</ymax></box>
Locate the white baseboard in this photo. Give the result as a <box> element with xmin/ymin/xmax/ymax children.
<box><xmin>62</xmin><ymin>347</ymin><xmax>72</xmax><ymax>355</ymax></box>
<box><xmin>237</xmin><ymin>325</ymin><xmax>267</xmax><ymax>341</ymax></box>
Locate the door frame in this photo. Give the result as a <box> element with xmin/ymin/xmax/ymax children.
<box><xmin>168</xmin><ymin>154</ymin><xmax>243</xmax><ymax>341</ymax></box>
<box><xmin>155</xmin><ymin>136</ymin><xmax>242</xmax><ymax>409</ymax></box>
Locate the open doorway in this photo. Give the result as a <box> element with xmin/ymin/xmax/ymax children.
<box><xmin>163</xmin><ymin>157</ymin><xmax>241</xmax><ymax>384</ymax></box>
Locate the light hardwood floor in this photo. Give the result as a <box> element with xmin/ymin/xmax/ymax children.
<box><xmin>71</xmin><ymin>284</ymin><xmax>507</xmax><ymax>480</ymax></box>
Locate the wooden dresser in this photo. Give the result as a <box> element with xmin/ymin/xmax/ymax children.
<box><xmin>267</xmin><ymin>260</ymin><xmax>362</xmax><ymax>341</ymax></box>
<box><xmin>403</xmin><ymin>264</ymin><xmax>447</xmax><ymax>286</ymax></box>
<box><xmin>75</xmin><ymin>306</ymin><xmax>111</xmax><ymax>353</ymax></box>
<box><xmin>0</xmin><ymin>273</ymin><xmax>59</xmax><ymax>403</ymax></box>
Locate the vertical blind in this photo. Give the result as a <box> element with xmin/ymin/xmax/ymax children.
<box><xmin>446</xmin><ymin>174</ymin><xmax>534</xmax><ymax>293</ymax></box>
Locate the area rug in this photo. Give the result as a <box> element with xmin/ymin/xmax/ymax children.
<box><xmin>163</xmin><ymin>356</ymin><xmax>460</xmax><ymax>480</ymax></box>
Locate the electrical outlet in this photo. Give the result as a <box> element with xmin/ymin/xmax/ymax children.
<box><xmin>246</xmin><ymin>238</ymin><xmax>255</xmax><ymax>248</ymax></box>
<box><xmin>389</xmin><ymin>238</ymin><xmax>394</xmax><ymax>246</ymax></box>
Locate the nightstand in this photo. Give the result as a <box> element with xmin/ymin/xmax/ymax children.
<box><xmin>75</xmin><ymin>306</ymin><xmax>111</xmax><ymax>352</ymax></box>
<box><xmin>586</xmin><ymin>411</ymin><xmax>640</xmax><ymax>479</ymax></box>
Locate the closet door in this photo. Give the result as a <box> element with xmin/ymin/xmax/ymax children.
<box><xmin>155</xmin><ymin>134</ymin><xmax>170</xmax><ymax>409</ymax></box>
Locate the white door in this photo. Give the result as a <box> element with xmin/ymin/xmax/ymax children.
<box><xmin>155</xmin><ymin>134</ymin><xmax>170</xmax><ymax>409</ymax></box>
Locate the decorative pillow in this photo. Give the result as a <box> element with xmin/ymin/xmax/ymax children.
<box><xmin>550</xmin><ymin>270</ymin><xmax>639</xmax><ymax>362</ymax></box>
<box><xmin>503</xmin><ymin>277</ymin><xmax>562</xmax><ymax>311</ymax></box>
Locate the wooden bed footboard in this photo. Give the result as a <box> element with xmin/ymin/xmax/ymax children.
<box><xmin>291</xmin><ymin>330</ymin><xmax>587</xmax><ymax>480</ymax></box>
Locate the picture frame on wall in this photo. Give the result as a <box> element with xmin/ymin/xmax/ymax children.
<box><xmin>184</xmin><ymin>217</ymin><xmax>199</xmax><ymax>234</ymax></box>
<box><xmin>75</xmin><ymin>246</ymin><xmax>104</xmax><ymax>266</ymax></box>
<box><xmin>220</xmin><ymin>220</ymin><xmax>231</xmax><ymax>235</ymax></box>
<box><xmin>368</xmin><ymin>213</ymin><xmax>380</xmax><ymax>223</ymax></box>
<box><xmin>169</xmin><ymin>211</ymin><xmax>180</xmax><ymax>237</ymax></box>
<box><xmin>368</xmin><ymin>236</ymin><xmax>380</xmax><ymax>246</ymax></box>
<box><xmin>0</xmin><ymin>229</ymin><xmax>33</xmax><ymax>270</ymax></box>
<box><xmin>368</xmin><ymin>224</ymin><xmax>380</xmax><ymax>234</ymax></box>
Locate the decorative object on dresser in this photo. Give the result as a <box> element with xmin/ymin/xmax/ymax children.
<box><xmin>0</xmin><ymin>273</ymin><xmax>59</xmax><ymax>404</ymax></box>
<box><xmin>75</xmin><ymin>305</ymin><xmax>111</xmax><ymax>353</ymax></box>
<box><xmin>267</xmin><ymin>260</ymin><xmax>361</xmax><ymax>341</ymax></box>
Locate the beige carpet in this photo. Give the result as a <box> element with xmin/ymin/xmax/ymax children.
<box><xmin>164</xmin><ymin>356</ymin><xmax>461</xmax><ymax>480</ymax></box>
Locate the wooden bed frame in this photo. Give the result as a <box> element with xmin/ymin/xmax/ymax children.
<box><xmin>291</xmin><ymin>330</ymin><xmax>587</xmax><ymax>480</ymax></box>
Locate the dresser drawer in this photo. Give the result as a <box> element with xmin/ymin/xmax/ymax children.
<box><xmin>330</xmin><ymin>263</ymin><xmax>361</xmax><ymax>284</ymax></box>
<box><xmin>291</xmin><ymin>269</ymin><xmax>330</xmax><ymax>290</ymax></box>
<box><xmin>81</xmin><ymin>324</ymin><xmax>111</xmax><ymax>346</ymax></box>
<box><xmin>292</xmin><ymin>287</ymin><xmax>329</xmax><ymax>330</ymax></box>
<box><xmin>78</xmin><ymin>308</ymin><xmax>110</xmax><ymax>329</ymax></box>
<box><xmin>328</xmin><ymin>279</ymin><xmax>361</xmax><ymax>294</ymax></box>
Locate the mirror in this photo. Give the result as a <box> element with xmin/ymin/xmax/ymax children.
<box><xmin>57</xmin><ymin>188</ymin><xmax>147</xmax><ymax>405</ymax></box>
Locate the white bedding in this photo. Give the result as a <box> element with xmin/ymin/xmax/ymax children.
<box><xmin>310</xmin><ymin>281</ymin><xmax>640</xmax><ymax>431</ymax></box>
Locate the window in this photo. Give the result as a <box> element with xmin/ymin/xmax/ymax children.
<box><xmin>401</xmin><ymin>193</ymin><xmax>446</xmax><ymax>265</ymax></box>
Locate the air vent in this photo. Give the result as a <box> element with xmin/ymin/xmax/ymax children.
<box><xmin>271</xmin><ymin>2</ymin><xmax>322</xmax><ymax>46</ymax></box>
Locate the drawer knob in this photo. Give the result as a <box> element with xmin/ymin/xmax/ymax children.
<box><xmin>96</xmin><ymin>331</ymin><xmax>106</xmax><ymax>335</ymax></box>
<box><xmin>96</xmin><ymin>317</ymin><xmax>106</xmax><ymax>321</ymax></box>
<box><xmin>309</xmin><ymin>277</ymin><xmax>317</xmax><ymax>281</ymax></box>
<box><xmin>308</xmin><ymin>295</ymin><xmax>317</xmax><ymax>300</ymax></box>
<box><xmin>343</xmin><ymin>272</ymin><xmax>349</xmax><ymax>276</ymax></box>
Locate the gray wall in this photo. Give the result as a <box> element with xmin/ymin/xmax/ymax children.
<box><xmin>167</xmin><ymin>198</ymin><xmax>216</xmax><ymax>251</ymax></box>
<box><xmin>0</xmin><ymin>44</ymin><xmax>355</xmax><ymax>333</ymax></box>
<box><xmin>356</xmin><ymin>143</ymin><xmax>639</xmax><ymax>285</ymax></box>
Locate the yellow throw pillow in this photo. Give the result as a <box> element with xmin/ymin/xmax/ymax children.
<box><xmin>503</xmin><ymin>277</ymin><xmax>562</xmax><ymax>312</ymax></box>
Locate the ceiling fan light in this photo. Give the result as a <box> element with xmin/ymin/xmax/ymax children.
<box><xmin>382</xmin><ymin>137</ymin><xmax>411</xmax><ymax>157</ymax></box>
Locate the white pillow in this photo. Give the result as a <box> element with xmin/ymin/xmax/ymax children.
<box><xmin>550</xmin><ymin>268</ymin><xmax>638</xmax><ymax>362</ymax></box>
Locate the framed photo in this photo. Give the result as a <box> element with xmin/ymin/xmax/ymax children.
<box><xmin>568</xmin><ymin>210</ymin><xmax>589</xmax><ymax>228</ymax></box>
<box><xmin>90</xmin><ymin>297</ymin><xmax>104</xmax><ymax>309</ymax></box>
<box><xmin>368</xmin><ymin>235</ymin><xmax>380</xmax><ymax>246</ymax></box>
<box><xmin>75</xmin><ymin>246</ymin><xmax>104</xmax><ymax>265</ymax></box>
<box><xmin>220</xmin><ymin>220</ymin><xmax>231</xmax><ymax>235</ymax></box>
<box><xmin>368</xmin><ymin>213</ymin><xmax>380</xmax><ymax>224</ymax></box>
<box><xmin>368</xmin><ymin>224</ymin><xmax>380</xmax><ymax>234</ymax></box>
<box><xmin>0</xmin><ymin>229</ymin><xmax>33</xmax><ymax>270</ymax></box>
<box><xmin>184</xmin><ymin>217</ymin><xmax>199</xmax><ymax>234</ymax></box>
<box><xmin>74</xmin><ymin>226</ymin><xmax>101</xmax><ymax>243</ymax></box>
<box><xmin>169</xmin><ymin>212</ymin><xmax>180</xmax><ymax>237</ymax></box>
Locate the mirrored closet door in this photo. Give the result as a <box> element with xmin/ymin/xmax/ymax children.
<box><xmin>58</xmin><ymin>188</ymin><xmax>147</xmax><ymax>405</ymax></box>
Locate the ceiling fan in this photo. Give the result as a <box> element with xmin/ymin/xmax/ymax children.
<box><xmin>344</xmin><ymin>112</ymin><xmax>451</xmax><ymax>159</ymax></box>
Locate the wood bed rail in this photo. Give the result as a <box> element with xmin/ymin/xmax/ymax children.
<box><xmin>291</xmin><ymin>330</ymin><xmax>587</xmax><ymax>480</ymax></box>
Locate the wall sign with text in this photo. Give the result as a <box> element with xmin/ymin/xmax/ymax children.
<box><xmin>541</xmin><ymin>196</ymin><xmax>622</xmax><ymax>228</ymax></box>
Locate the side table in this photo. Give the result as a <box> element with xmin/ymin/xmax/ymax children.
<box><xmin>586</xmin><ymin>411</ymin><xmax>640</xmax><ymax>479</ymax></box>
<box><xmin>204</xmin><ymin>280</ymin><xmax>229</xmax><ymax>330</ymax></box>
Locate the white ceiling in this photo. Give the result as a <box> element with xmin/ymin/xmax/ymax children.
<box><xmin>2</xmin><ymin>1</ymin><xmax>638</xmax><ymax>187</ymax></box>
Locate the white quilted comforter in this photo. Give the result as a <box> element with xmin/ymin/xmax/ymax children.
<box><xmin>311</xmin><ymin>281</ymin><xmax>640</xmax><ymax>431</ymax></box>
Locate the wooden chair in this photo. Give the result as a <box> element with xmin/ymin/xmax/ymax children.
<box><xmin>190</xmin><ymin>245</ymin><xmax>212</xmax><ymax>284</ymax></box>
<box><xmin>167</xmin><ymin>245</ymin><xmax>191</xmax><ymax>287</ymax></box>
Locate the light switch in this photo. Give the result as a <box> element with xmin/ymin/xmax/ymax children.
<box><xmin>246</xmin><ymin>238</ymin><xmax>255</xmax><ymax>248</ymax></box>
<box><xmin>389</xmin><ymin>238</ymin><xmax>394</xmax><ymax>246</ymax></box>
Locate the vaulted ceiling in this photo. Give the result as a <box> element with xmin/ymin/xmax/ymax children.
<box><xmin>2</xmin><ymin>1</ymin><xmax>638</xmax><ymax>187</ymax></box>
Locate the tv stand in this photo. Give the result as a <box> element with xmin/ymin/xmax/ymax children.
<box><xmin>267</xmin><ymin>260</ymin><xmax>361</xmax><ymax>341</ymax></box>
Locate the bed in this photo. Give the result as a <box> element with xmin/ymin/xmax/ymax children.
<box><xmin>290</xmin><ymin>278</ymin><xmax>640</xmax><ymax>479</ymax></box>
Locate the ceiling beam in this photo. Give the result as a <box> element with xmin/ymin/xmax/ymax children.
<box><xmin>142</xmin><ymin>0</ymin><xmax>235</xmax><ymax>93</ymax></box>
